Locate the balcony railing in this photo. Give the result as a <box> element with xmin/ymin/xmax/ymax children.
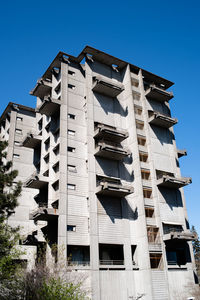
<box><xmin>95</xmin><ymin>141</ymin><xmax>130</xmax><ymax>160</ymax></box>
<box><xmin>177</xmin><ymin>149</ymin><xmax>187</xmax><ymax>158</ymax></box>
<box><xmin>67</xmin><ymin>261</ymin><xmax>90</xmax><ymax>266</ymax></box>
<box><xmin>94</xmin><ymin>123</ymin><xmax>128</xmax><ymax>143</ymax></box>
<box><xmin>163</xmin><ymin>229</ymin><xmax>196</xmax><ymax>241</ymax></box>
<box><xmin>157</xmin><ymin>174</ymin><xmax>192</xmax><ymax>189</ymax></box>
<box><xmin>36</xmin><ymin>96</ymin><xmax>60</xmax><ymax>116</ymax></box>
<box><xmin>99</xmin><ymin>260</ymin><xmax>124</xmax><ymax>265</ymax></box>
<box><xmin>30</xmin><ymin>78</ymin><xmax>52</xmax><ymax>98</ymax></box>
<box><xmin>148</xmin><ymin>111</ymin><xmax>178</xmax><ymax>128</ymax></box>
<box><xmin>22</xmin><ymin>132</ymin><xmax>42</xmax><ymax>149</ymax></box>
<box><xmin>145</xmin><ymin>85</ymin><xmax>174</xmax><ymax>102</ymax></box>
<box><xmin>92</xmin><ymin>75</ymin><xmax>124</xmax><ymax>98</ymax></box>
<box><xmin>29</xmin><ymin>206</ymin><xmax>58</xmax><ymax>221</ymax></box>
<box><xmin>24</xmin><ymin>172</ymin><xmax>48</xmax><ymax>189</ymax></box>
<box><xmin>96</xmin><ymin>176</ymin><xmax>134</xmax><ymax>197</ymax></box>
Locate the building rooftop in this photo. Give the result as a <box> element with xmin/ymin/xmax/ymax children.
<box><xmin>31</xmin><ymin>45</ymin><xmax>174</xmax><ymax>94</ymax></box>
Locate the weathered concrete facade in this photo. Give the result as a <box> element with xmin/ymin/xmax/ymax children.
<box><xmin>0</xmin><ymin>46</ymin><xmax>198</xmax><ymax>299</ymax></box>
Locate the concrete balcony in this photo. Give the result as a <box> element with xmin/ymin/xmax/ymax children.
<box><xmin>163</xmin><ymin>229</ymin><xmax>196</xmax><ymax>241</ymax></box>
<box><xmin>96</xmin><ymin>175</ymin><xmax>134</xmax><ymax>197</ymax></box>
<box><xmin>30</xmin><ymin>79</ymin><xmax>52</xmax><ymax>98</ymax></box>
<box><xmin>94</xmin><ymin>123</ymin><xmax>129</xmax><ymax>143</ymax></box>
<box><xmin>29</xmin><ymin>206</ymin><xmax>58</xmax><ymax>221</ymax></box>
<box><xmin>22</xmin><ymin>132</ymin><xmax>42</xmax><ymax>149</ymax></box>
<box><xmin>145</xmin><ymin>85</ymin><xmax>174</xmax><ymax>102</ymax></box>
<box><xmin>36</xmin><ymin>96</ymin><xmax>61</xmax><ymax>116</ymax></box>
<box><xmin>148</xmin><ymin>111</ymin><xmax>178</xmax><ymax>128</ymax></box>
<box><xmin>95</xmin><ymin>141</ymin><xmax>130</xmax><ymax>161</ymax></box>
<box><xmin>24</xmin><ymin>172</ymin><xmax>48</xmax><ymax>189</ymax></box>
<box><xmin>157</xmin><ymin>174</ymin><xmax>192</xmax><ymax>189</ymax></box>
<box><xmin>92</xmin><ymin>75</ymin><xmax>124</xmax><ymax>98</ymax></box>
<box><xmin>177</xmin><ymin>149</ymin><xmax>187</xmax><ymax>158</ymax></box>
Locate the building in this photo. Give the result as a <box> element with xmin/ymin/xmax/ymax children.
<box><xmin>0</xmin><ymin>46</ymin><xmax>198</xmax><ymax>299</ymax></box>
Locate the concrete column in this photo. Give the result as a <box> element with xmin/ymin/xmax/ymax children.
<box><xmin>58</xmin><ymin>62</ymin><xmax>69</xmax><ymax>264</ymax></box>
<box><xmin>85</xmin><ymin>59</ymin><xmax>100</xmax><ymax>300</ymax></box>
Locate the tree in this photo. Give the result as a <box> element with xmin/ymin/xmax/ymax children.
<box><xmin>0</xmin><ymin>140</ymin><xmax>22</xmax><ymax>297</ymax></box>
<box><xmin>24</xmin><ymin>245</ymin><xmax>89</xmax><ymax>300</ymax></box>
<box><xmin>191</xmin><ymin>225</ymin><xmax>200</xmax><ymax>258</ymax></box>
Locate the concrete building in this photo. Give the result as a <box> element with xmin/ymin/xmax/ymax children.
<box><xmin>0</xmin><ymin>46</ymin><xmax>198</xmax><ymax>299</ymax></box>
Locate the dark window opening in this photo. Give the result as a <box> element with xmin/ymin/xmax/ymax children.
<box><xmin>67</xmin><ymin>245</ymin><xmax>90</xmax><ymax>266</ymax></box>
<box><xmin>99</xmin><ymin>244</ymin><xmax>124</xmax><ymax>265</ymax></box>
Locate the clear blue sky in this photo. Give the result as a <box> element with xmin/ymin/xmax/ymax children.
<box><xmin>0</xmin><ymin>0</ymin><xmax>200</xmax><ymax>233</ymax></box>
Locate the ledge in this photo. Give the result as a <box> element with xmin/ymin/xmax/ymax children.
<box><xmin>92</xmin><ymin>75</ymin><xmax>124</xmax><ymax>98</ymax></box>
<box><xmin>36</xmin><ymin>97</ymin><xmax>61</xmax><ymax>116</ymax></box>
<box><xmin>94</xmin><ymin>123</ymin><xmax>128</xmax><ymax>143</ymax></box>
<box><xmin>145</xmin><ymin>85</ymin><xmax>174</xmax><ymax>102</ymax></box>
<box><xmin>30</xmin><ymin>79</ymin><xmax>52</xmax><ymax>98</ymax></box>
<box><xmin>96</xmin><ymin>175</ymin><xmax>133</xmax><ymax>197</ymax></box>
<box><xmin>149</xmin><ymin>111</ymin><xmax>178</xmax><ymax>128</ymax></box>
<box><xmin>29</xmin><ymin>207</ymin><xmax>58</xmax><ymax>221</ymax></box>
<box><xmin>177</xmin><ymin>149</ymin><xmax>187</xmax><ymax>158</ymax></box>
<box><xmin>22</xmin><ymin>132</ymin><xmax>42</xmax><ymax>149</ymax></box>
<box><xmin>95</xmin><ymin>141</ymin><xmax>130</xmax><ymax>160</ymax></box>
<box><xmin>157</xmin><ymin>175</ymin><xmax>192</xmax><ymax>189</ymax></box>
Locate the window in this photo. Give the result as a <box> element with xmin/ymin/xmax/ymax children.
<box><xmin>150</xmin><ymin>253</ymin><xmax>163</xmax><ymax>269</ymax></box>
<box><xmin>134</xmin><ymin>106</ymin><xmax>142</xmax><ymax>115</ymax></box>
<box><xmin>38</xmin><ymin>118</ymin><xmax>43</xmax><ymax>131</ymax></box>
<box><xmin>53</xmin><ymin>144</ymin><xmax>60</xmax><ymax>155</ymax></box>
<box><xmin>131</xmin><ymin>78</ymin><xmax>139</xmax><ymax>88</ymax></box>
<box><xmin>68</xmin><ymin>113</ymin><xmax>75</xmax><ymax>120</ymax></box>
<box><xmin>55</xmin><ymin>83</ymin><xmax>61</xmax><ymax>94</ymax></box>
<box><xmin>52</xmin><ymin>180</ymin><xmax>59</xmax><ymax>191</ymax></box>
<box><xmin>145</xmin><ymin>207</ymin><xmax>154</xmax><ymax>218</ymax></box>
<box><xmin>13</xmin><ymin>153</ymin><xmax>20</xmax><ymax>159</ymax></box>
<box><xmin>44</xmin><ymin>153</ymin><xmax>49</xmax><ymax>163</ymax></box>
<box><xmin>16</xmin><ymin>117</ymin><xmax>23</xmax><ymax>121</ymax></box>
<box><xmin>68</xmin><ymin>130</ymin><xmax>75</xmax><ymax>136</ymax></box>
<box><xmin>44</xmin><ymin>137</ymin><xmax>50</xmax><ymax>151</ymax></box>
<box><xmin>68</xmin><ymin>84</ymin><xmax>75</xmax><ymax>90</ymax></box>
<box><xmin>53</xmin><ymin>162</ymin><xmax>59</xmax><ymax>173</ymax></box>
<box><xmin>68</xmin><ymin>146</ymin><xmax>75</xmax><ymax>153</ymax></box>
<box><xmin>143</xmin><ymin>188</ymin><xmax>152</xmax><ymax>198</ymax></box>
<box><xmin>147</xmin><ymin>227</ymin><xmax>159</xmax><ymax>243</ymax></box>
<box><xmin>43</xmin><ymin>170</ymin><xmax>49</xmax><ymax>177</ymax></box>
<box><xmin>67</xmin><ymin>165</ymin><xmax>77</xmax><ymax>172</ymax></box>
<box><xmin>139</xmin><ymin>152</ymin><xmax>148</xmax><ymax>162</ymax></box>
<box><xmin>15</xmin><ymin>129</ymin><xmax>22</xmax><ymax>134</ymax></box>
<box><xmin>137</xmin><ymin>135</ymin><xmax>146</xmax><ymax>146</ymax></box>
<box><xmin>141</xmin><ymin>169</ymin><xmax>150</xmax><ymax>180</ymax></box>
<box><xmin>136</xmin><ymin>120</ymin><xmax>144</xmax><ymax>130</ymax></box>
<box><xmin>67</xmin><ymin>225</ymin><xmax>76</xmax><ymax>232</ymax></box>
<box><xmin>68</xmin><ymin>70</ymin><xmax>75</xmax><ymax>76</ymax></box>
<box><xmin>132</xmin><ymin>91</ymin><xmax>140</xmax><ymax>101</ymax></box>
<box><xmin>67</xmin><ymin>184</ymin><xmax>76</xmax><ymax>190</ymax></box>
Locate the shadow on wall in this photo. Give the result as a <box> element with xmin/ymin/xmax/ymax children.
<box><xmin>94</xmin><ymin>92</ymin><xmax>128</xmax><ymax>117</ymax></box>
<box><xmin>87</xmin><ymin>59</ymin><xmax>123</xmax><ymax>82</ymax></box>
<box><xmin>96</xmin><ymin>157</ymin><xmax>134</xmax><ymax>183</ymax></box>
<box><xmin>159</xmin><ymin>187</ymin><xmax>183</xmax><ymax>210</ymax></box>
<box><xmin>97</xmin><ymin>196</ymin><xmax>138</xmax><ymax>223</ymax></box>
<box><xmin>150</xmin><ymin>125</ymin><xmax>174</xmax><ymax>146</ymax></box>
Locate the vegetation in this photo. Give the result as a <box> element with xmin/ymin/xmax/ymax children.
<box><xmin>0</xmin><ymin>140</ymin><xmax>89</xmax><ymax>299</ymax></box>
<box><xmin>0</xmin><ymin>140</ymin><xmax>22</xmax><ymax>297</ymax></box>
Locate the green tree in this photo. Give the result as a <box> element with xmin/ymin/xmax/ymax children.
<box><xmin>191</xmin><ymin>225</ymin><xmax>200</xmax><ymax>258</ymax></box>
<box><xmin>0</xmin><ymin>140</ymin><xmax>22</xmax><ymax>297</ymax></box>
<box><xmin>191</xmin><ymin>225</ymin><xmax>200</xmax><ymax>284</ymax></box>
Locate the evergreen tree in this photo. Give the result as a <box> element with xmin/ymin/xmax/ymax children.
<box><xmin>0</xmin><ymin>140</ymin><xmax>22</xmax><ymax>290</ymax></box>
<box><xmin>191</xmin><ymin>225</ymin><xmax>200</xmax><ymax>258</ymax></box>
